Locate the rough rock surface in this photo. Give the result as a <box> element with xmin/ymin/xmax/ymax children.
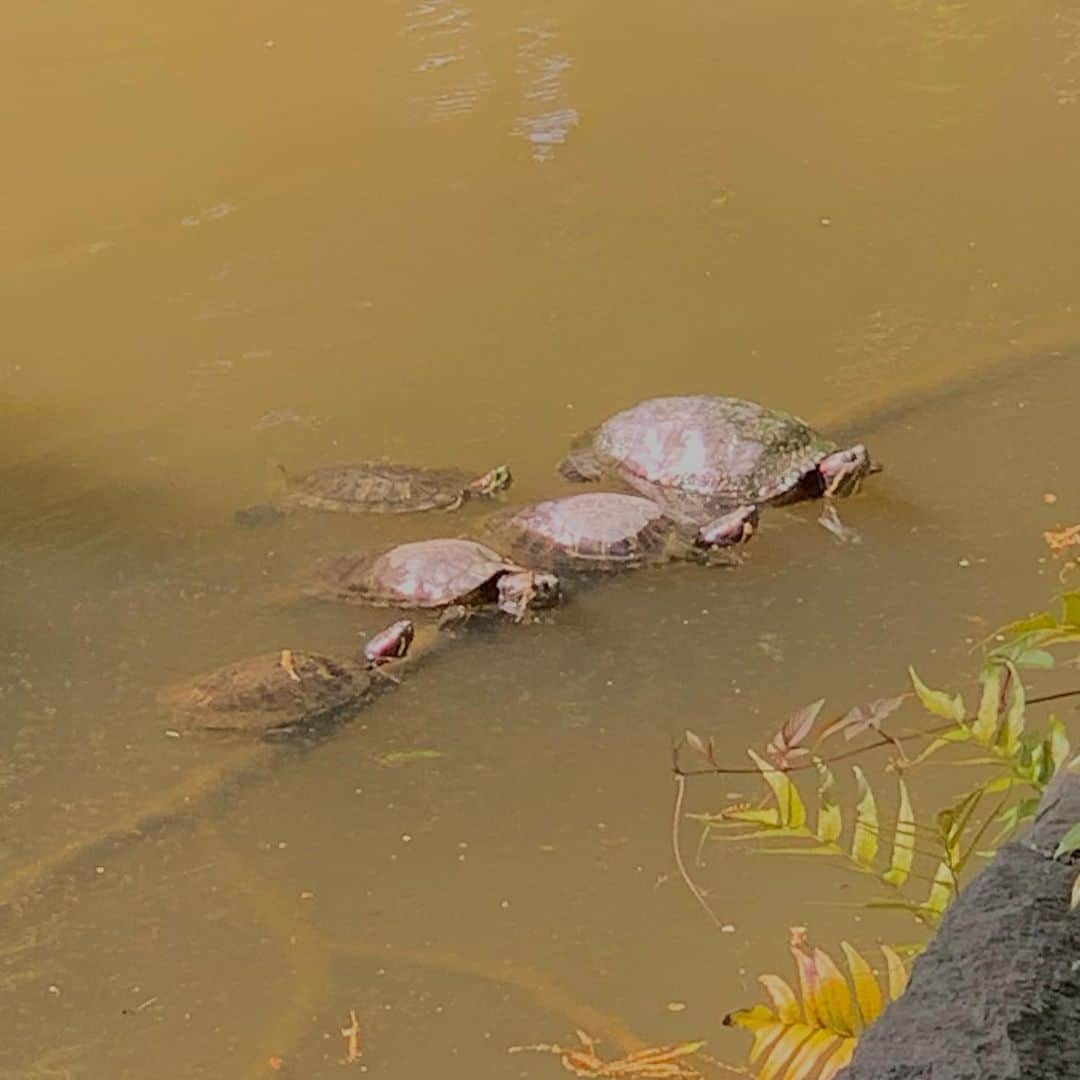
<box><xmin>841</xmin><ymin>772</ymin><xmax>1080</xmax><ymax>1079</ymax></box>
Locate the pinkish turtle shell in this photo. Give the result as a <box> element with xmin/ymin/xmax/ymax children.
<box><xmin>566</xmin><ymin>395</ymin><xmax>835</xmax><ymax>506</ymax></box>
<box><xmin>491</xmin><ymin>492</ymin><xmax>681</xmax><ymax>568</ymax></box>
<box><xmin>320</xmin><ymin>538</ymin><xmax>525</xmax><ymax>608</ymax></box>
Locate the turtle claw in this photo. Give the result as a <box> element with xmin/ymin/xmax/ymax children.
<box><xmin>437</xmin><ymin>604</ymin><xmax>472</xmax><ymax>631</ymax></box>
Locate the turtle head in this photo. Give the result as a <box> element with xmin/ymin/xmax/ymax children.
<box><xmin>363</xmin><ymin>619</ymin><xmax>415</xmax><ymax>666</ymax></box>
<box><xmin>818</xmin><ymin>445</ymin><xmax>873</xmax><ymax>498</ymax></box>
<box><xmin>695</xmin><ymin>505</ymin><xmax>759</xmax><ymax>548</ymax></box>
<box><xmin>496</xmin><ymin>570</ymin><xmax>560</xmax><ymax>621</ymax></box>
<box><xmin>468</xmin><ymin>465</ymin><xmax>513</xmax><ymax>498</ymax></box>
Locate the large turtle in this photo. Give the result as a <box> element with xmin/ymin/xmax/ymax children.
<box><xmin>487</xmin><ymin>492</ymin><xmax>757</xmax><ymax>572</ymax></box>
<box><xmin>236</xmin><ymin>461</ymin><xmax>511</xmax><ymax>526</ymax></box>
<box><xmin>558</xmin><ymin>396</ymin><xmax>873</xmax><ymax>524</ymax></box>
<box><xmin>158</xmin><ymin>618</ymin><xmax>415</xmax><ymax>734</ymax></box>
<box><xmin>309</xmin><ymin>538</ymin><xmax>560</xmax><ymax>621</ymax></box>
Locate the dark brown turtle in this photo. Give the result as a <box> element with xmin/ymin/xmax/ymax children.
<box><xmin>158</xmin><ymin>619</ymin><xmax>414</xmax><ymax>733</ymax></box>
<box><xmin>558</xmin><ymin>395</ymin><xmax>874</xmax><ymax>526</ymax></box>
<box><xmin>487</xmin><ymin>492</ymin><xmax>756</xmax><ymax>572</ymax></box>
<box><xmin>309</xmin><ymin>538</ymin><xmax>560</xmax><ymax>621</ymax></box>
<box><xmin>236</xmin><ymin>462</ymin><xmax>511</xmax><ymax>526</ymax></box>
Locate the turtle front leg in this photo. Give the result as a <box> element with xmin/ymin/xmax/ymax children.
<box><xmin>818</xmin><ymin>500</ymin><xmax>862</xmax><ymax>544</ymax></box>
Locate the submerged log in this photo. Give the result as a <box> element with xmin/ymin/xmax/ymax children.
<box><xmin>841</xmin><ymin>771</ymin><xmax>1080</xmax><ymax>1080</ymax></box>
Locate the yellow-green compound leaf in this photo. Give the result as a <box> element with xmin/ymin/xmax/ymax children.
<box><xmin>757</xmin><ymin>1023</ymin><xmax>814</xmax><ymax>1080</ymax></box>
<box><xmin>782</xmin><ymin>1029</ymin><xmax>845</xmax><ymax>1079</ymax></box>
<box><xmin>721</xmin><ymin>806</ymin><xmax>782</xmax><ymax>828</ymax></box>
<box><xmin>724</xmin><ymin>1005</ymin><xmax>806</xmax><ymax>1074</ymax></box>
<box><xmin>1054</xmin><ymin>822</ymin><xmax>1080</xmax><ymax>860</ymax></box>
<box><xmin>973</xmin><ymin>665</ymin><xmax>1001</xmax><ymax>745</ymax></box>
<box><xmin>808</xmin><ymin>945</ymin><xmax>858</xmax><ymax>1036</ymax></box>
<box><xmin>748</xmin><ymin>748</ymin><xmax>807</xmax><ymax>829</ymax></box>
<box><xmin>840</xmin><ymin>941</ymin><xmax>883</xmax><ymax>1027</ymax></box>
<box><xmin>1049</xmin><ymin>717</ymin><xmax>1071</xmax><ymax>772</ymax></box>
<box><xmin>760</xmin><ymin>974</ymin><xmax>801</xmax><ymax>1025</ymax></box>
<box><xmin>789</xmin><ymin>927</ymin><xmax>857</xmax><ymax>1035</ymax></box>
<box><xmin>818</xmin><ymin>1036</ymin><xmax>857</xmax><ymax>1080</ymax></box>
<box><xmin>728</xmin><ymin>931</ymin><xmax>904</xmax><ymax>1080</ymax></box>
<box><xmin>999</xmin><ymin>676</ymin><xmax>1026</xmax><ymax>757</ymax></box>
<box><xmin>850</xmin><ymin>767</ymin><xmax>879</xmax><ymax>870</ymax></box>
<box><xmin>994</xmin><ymin>611</ymin><xmax>1057</xmax><ymax>640</ymax></box>
<box><xmin>881</xmin><ymin>945</ymin><xmax>908</xmax><ymax>1000</ymax></box>
<box><xmin>923</xmin><ymin>860</ymin><xmax>956</xmax><ymax>919</ymax></box>
<box><xmin>909</xmin><ymin>666</ymin><xmax>966</xmax><ymax>723</ymax></box>
<box><xmin>908</xmin><ymin>726</ymin><xmax>972</xmax><ymax>767</ymax></box>
<box><xmin>1062</xmin><ymin>590</ymin><xmax>1080</xmax><ymax>627</ymax></box>
<box><xmin>815</xmin><ymin>761</ymin><xmax>842</xmax><ymax>845</ymax></box>
<box><xmin>882</xmin><ymin>776</ymin><xmax>916</xmax><ymax>888</ymax></box>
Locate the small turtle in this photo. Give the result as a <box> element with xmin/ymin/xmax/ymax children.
<box><xmin>158</xmin><ymin>618</ymin><xmax>415</xmax><ymax>733</ymax></box>
<box><xmin>236</xmin><ymin>462</ymin><xmax>511</xmax><ymax>526</ymax></box>
<box><xmin>310</xmin><ymin>538</ymin><xmax>560</xmax><ymax>621</ymax></box>
<box><xmin>558</xmin><ymin>396</ymin><xmax>873</xmax><ymax>524</ymax></box>
<box><xmin>487</xmin><ymin>492</ymin><xmax>757</xmax><ymax>572</ymax></box>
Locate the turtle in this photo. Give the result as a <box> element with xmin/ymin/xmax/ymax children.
<box><xmin>235</xmin><ymin>461</ymin><xmax>511</xmax><ymax>526</ymax></box>
<box><xmin>158</xmin><ymin>618</ymin><xmax>415</xmax><ymax>734</ymax></box>
<box><xmin>557</xmin><ymin>395</ymin><xmax>874</xmax><ymax>525</ymax></box>
<box><xmin>486</xmin><ymin>492</ymin><xmax>757</xmax><ymax>572</ymax></box>
<box><xmin>308</xmin><ymin>538</ymin><xmax>560</xmax><ymax>621</ymax></box>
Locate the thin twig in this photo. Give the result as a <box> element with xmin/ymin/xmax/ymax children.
<box><xmin>674</xmin><ymin>686</ymin><xmax>1080</xmax><ymax>779</ymax></box>
<box><xmin>672</xmin><ymin>774</ymin><xmax>723</xmax><ymax>928</ymax></box>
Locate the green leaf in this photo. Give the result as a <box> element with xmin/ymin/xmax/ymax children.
<box><xmin>909</xmin><ymin>727</ymin><xmax>972</xmax><ymax>767</ymax></box>
<box><xmin>1061</xmin><ymin>591</ymin><xmax>1080</xmax><ymax>627</ymax></box>
<box><xmin>840</xmin><ymin>942</ymin><xmax>883</xmax><ymax>1028</ymax></box>
<box><xmin>721</xmin><ymin>806</ymin><xmax>783</xmax><ymax>827</ymax></box>
<box><xmin>1013</xmin><ymin>648</ymin><xmax>1055</xmax><ymax>670</ymax></box>
<box><xmin>374</xmin><ymin>748</ymin><xmax>443</xmax><ymax>766</ymax></box>
<box><xmin>881</xmin><ymin>945</ymin><xmax>909</xmax><ymax>1000</ymax></box>
<box><xmin>973</xmin><ymin>666</ymin><xmax>1001</xmax><ymax>745</ymax></box>
<box><xmin>753</xmin><ymin>845</ymin><xmax>842</xmax><ymax>856</ymax></box>
<box><xmin>748</xmin><ymin>748</ymin><xmax>807</xmax><ymax>829</ymax></box>
<box><xmin>909</xmin><ymin>667</ymin><xmax>966</xmax><ymax>723</ymax></box>
<box><xmin>1072</xmin><ymin>872</ymin><xmax>1080</xmax><ymax>911</ymax></box>
<box><xmin>850</xmin><ymin>767</ymin><xmax>879</xmax><ymax>869</ymax></box>
<box><xmin>1048</xmin><ymin>717</ymin><xmax>1071</xmax><ymax>773</ymax></box>
<box><xmin>882</xmin><ymin>777</ymin><xmax>915</xmax><ymax>888</ymax></box>
<box><xmin>999</xmin><ymin>676</ymin><xmax>1026</xmax><ymax>757</ymax></box>
<box><xmin>994</xmin><ymin>612</ymin><xmax>1058</xmax><ymax>640</ymax></box>
<box><xmin>1053</xmin><ymin>823</ymin><xmax>1080</xmax><ymax>860</ymax></box>
<box><xmin>937</xmin><ymin>788</ymin><xmax>982</xmax><ymax>858</ymax></box>
<box><xmin>986</xmin><ymin>796</ymin><xmax>1040</xmax><ymax>848</ymax></box>
<box><xmin>923</xmin><ymin>860</ymin><xmax>956</xmax><ymax>918</ymax></box>
<box><xmin>815</xmin><ymin>762</ymin><xmax>843</xmax><ymax>845</ymax></box>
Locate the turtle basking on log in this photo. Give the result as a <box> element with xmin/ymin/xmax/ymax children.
<box><xmin>307</xmin><ymin>538</ymin><xmax>560</xmax><ymax>622</ymax></box>
<box><xmin>486</xmin><ymin>492</ymin><xmax>756</xmax><ymax>572</ymax></box>
<box><xmin>558</xmin><ymin>395</ymin><xmax>875</xmax><ymax>534</ymax></box>
<box><xmin>158</xmin><ymin>619</ymin><xmax>415</xmax><ymax>734</ymax></box>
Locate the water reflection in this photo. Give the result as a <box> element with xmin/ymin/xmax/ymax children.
<box><xmin>404</xmin><ymin>0</ymin><xmax>493</xmax><ymax>121</ymax></box>
<box><xmin>402</xmin><ymin>1</ymin><xmax>580</xmax><ymax>159</ymax></box>
<box><xmin>511</xmin><ymin>17</ymin><xmax>579</xmax><ymax>161</ymax></box>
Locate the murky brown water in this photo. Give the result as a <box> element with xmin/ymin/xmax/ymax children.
<box><xmin>4</xmin><ymin>1</ymin><xmax>1080</xmax><ymax>1076</ymax></box>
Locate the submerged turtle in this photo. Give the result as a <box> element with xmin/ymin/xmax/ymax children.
<box><xmin>236</xmin><ymin>461</ymin><xmax>511</xmax><ymax>526</ymax></box>
<box><xmin>558</xmin><ymin>396</ymin><xmax>873</xmax><ymax>523</ymax></box>
<box><xmin>309</xmin><ymin>538</ymin><xmax>560</xmax><ymax>621</ymax></box>
<box><xmin>158</xmin><ymin>618</ymin><xmax>415</xmax><ymax>733</ymax></box>
<box><xmin>487</xmin><ymin>492</ymin><xmax>757</xmax><ymax>572</ymax></box>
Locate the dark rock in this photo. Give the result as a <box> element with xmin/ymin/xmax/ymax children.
<box><xmin>841</xmin><ymin>772</ymin><xmax>1080</xmax><ymax>1080</ymax></box>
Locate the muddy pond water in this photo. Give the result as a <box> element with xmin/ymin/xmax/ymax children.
<box><xmin>4</xmin><ymin>1</ymin><xmax>1080</xmax><ymax>1076</ymax></box>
